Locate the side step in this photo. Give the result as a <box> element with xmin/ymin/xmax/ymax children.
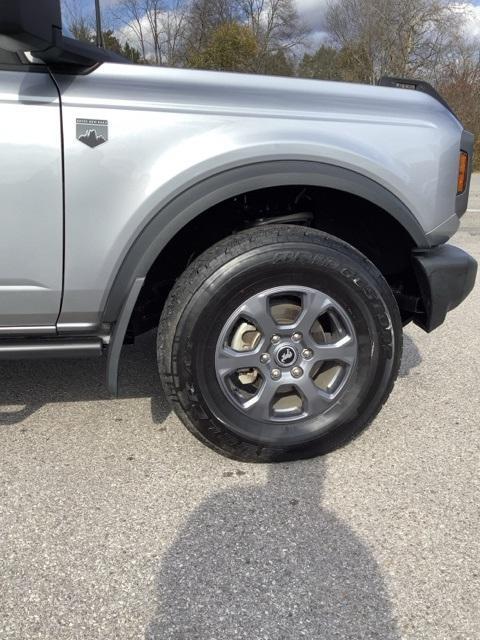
<box><xmin>0</xmin><ymin>338</ymin><xmax>103</xmax><ymax>360</ymax></box>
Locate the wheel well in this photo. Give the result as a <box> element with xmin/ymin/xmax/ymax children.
<box><xmin>129</xmin><ymin>185</ymin><xmax>419</xmax><ymax>335</ymax></box>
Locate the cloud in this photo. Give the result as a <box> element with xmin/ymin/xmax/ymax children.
<box><xmin>295</xmin><ymin>0</ymin><xmax>331</xmax><ymax>30</ymax></box>
<box><xmin>294</xmin><ymin>0</ymin><xmax>332</xmax><ymax>49</ymax></box>
<box><xmin>457</xmin><ymin>2</ymin><xmax>480</xmax><ymax>38</ymax></box>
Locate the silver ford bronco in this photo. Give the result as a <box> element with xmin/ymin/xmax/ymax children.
<box><xmin>0</xmin><ymin>0</ymin><xmax>477</xmax><ymax>461</ymax></box>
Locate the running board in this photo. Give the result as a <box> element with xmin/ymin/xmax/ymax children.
<box><xmin>0</xmin><ymin>338</ymin><xmax>103</xmax><ymax>360</ymax></box>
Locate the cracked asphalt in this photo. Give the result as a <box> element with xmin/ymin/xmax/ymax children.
<box><xmin>1</xmin><ymin>179</ymin><xmax>479</xmax><ymax>640</ymax></box>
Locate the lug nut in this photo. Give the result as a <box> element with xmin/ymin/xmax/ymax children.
<box><xmin>292</xmin><ymin>332</ymin><xmax>303</xmax><ymax>342</ymax></box>
<box><xmin>271</xmin><ymin>335</ymin><xmax>281</xmax><ymax>345</ymax></box>
<box><xmin>291</xmin><ymin>366</ymin><xmax>303</xmax><ymax>379</ymax></box>
<box><xmin>260</xmin><ymin>353</ymin><xmax>271</xmax><ymax>364</ymax></box>
<box><xmin>302</xmin><ymin>348</ymin><xmax>313</xmax><ymax>360</ymax></box>
<box><xmin>271</xmin><ymin>368</ymin><xmax>281</xmax><ymax>380</ymax></box>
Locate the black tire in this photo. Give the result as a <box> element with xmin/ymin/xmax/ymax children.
<box><xmin>158</xmin><ymin>225</ymin><xmax>402</xmax><ymax>462</ymax></box>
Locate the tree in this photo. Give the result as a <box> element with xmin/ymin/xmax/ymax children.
<box><xmin>158</xmin><ymin>0</ymin><xmax>189</xmax><ymax>66</ymax></box>
<box><xmin>299</xmin><ymin>45</ymin><xmax>345</xmax><ymax>81</ymax></box>
<box><xmin>187</xmin><ymin>22</ymin><xmax>258</xmax><ymax>72</ymax></box>
<box><xmin>143</xmin><ymin>0</ymin><xmax>165</xmax><ymax>64</ymax></box>
<box><xmin>111</xmin><ymin>0</ymin><xmax>189</xmax><ymax>65</ymax></box>
<box><xmin>113</xmin><ymin>0</ymin><xmax>149</xmax><ymax>61</ymax></box>
<box><xmin>107</xmin><ymin>0</ymin><xmax>306</xmax><ymax>70</ymax></box>
<box><xmin>324</xmin><ymin>0</ymin><xmax>462</xmax><ymax>84</ymax></box>
<box><xmin>263</xmin><ymin>50</ymin><xmax>295</xmax><ymax>76</ymax></box>
<box><xmin>237</xmin><ymin>0</ymin><xmax>307</xmax><ymax>73</ymax></box>
<box><xmin>63</xmin><ymin>0</ymin><xmax>95</xmax><ymax>42</ymax></box>
<box><xmin>184</xmin><ymin>0</ymin><xmax>238</xmax><ymax>60</ymax></box>
<box><xmin>184</xmin><ymin>0</ymin><xmax>305</xmax><ymax>73</ymax></box>
<box><xmin>102</xmin><ymin>29</ymin><xmax>124</xmax><ymax>55</ymax></box>
<box><xmin>123</xmin><ymin>40</ymin><xmax>143</xmax><ymax>63</ymax></box>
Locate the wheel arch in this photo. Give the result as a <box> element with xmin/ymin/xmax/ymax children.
<box><xmin>102</xmin><ymin>160</ymin><xmax>428</xmax><ymax>325</ymax></box>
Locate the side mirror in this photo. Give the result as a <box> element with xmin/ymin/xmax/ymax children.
<box><xmin>0</xmin><ymin>0</ymin><xmax>62</xmax><ymax>54</ymax></box>
<box><xmin>0</xmin><ymin>0</ymin><xmax>126</xmax><ymax>68</ymax></box>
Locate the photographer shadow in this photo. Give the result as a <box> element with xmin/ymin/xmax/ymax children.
<box><xmin>146</xmin><ymin>461</ymin><xmax>400</xmax><ymax>640</ymax></box>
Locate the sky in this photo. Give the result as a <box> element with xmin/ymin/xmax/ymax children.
<box><xmin>70</xmin><ymin>0</ymin><xmax>480</xmax><ymax>44</ymax></box>
<box><xmin>72</xmin><ymin>0</ymin><xmax>480</xmax><ymax>19</ymax></box>
<box><xmin>294</xmin><ymin>0</ymin><xmax>480</xmax><ymax>43</ymax></box>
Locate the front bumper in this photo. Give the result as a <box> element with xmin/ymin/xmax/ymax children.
<box><xmin>412</xmin><ymin>244</ymin><xmax>477</xmax><ymax>332</ymax></box>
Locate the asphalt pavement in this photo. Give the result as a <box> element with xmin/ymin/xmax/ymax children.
<box><xmin>1</xmin><ymin>181</ymin><xmax>479</xmax><ymax>640</ymax></box>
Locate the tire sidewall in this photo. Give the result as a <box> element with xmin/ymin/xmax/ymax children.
<box><xmin>163</xmin><ymin>239</ymin><xmax>400</xmax><ymax>461</ymax></box>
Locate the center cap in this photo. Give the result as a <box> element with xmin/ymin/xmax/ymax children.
<box><xmin>275</xmin><ymin>345</ymin><xmax>298</xmax><ymax>368</ymax></box>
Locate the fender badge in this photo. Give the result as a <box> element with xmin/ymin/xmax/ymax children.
<box><xmin>76</xmin><ymin>118</ymin><xmax>108</xmax><ymax>148</ymax></box>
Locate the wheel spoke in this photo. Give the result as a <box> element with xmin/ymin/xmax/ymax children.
<box><xmin>299</xmin><ymin>379</ymin><xmax>333</xmax><ymax>415</ymax></box>
<box><xmin>243</xmin><ymin>378</ymin><xmax>278</xmax><ymax>421</ymax></box>
<box><xmin>314</xmin><ymin>335</ymin><xmax>356</xmax><ymax>365</ymax></box>
<box><xmin>240</xmin><ymin>293</ymin><xmax>278</xmax><ymax>338</ymax></box>
<box><xmin>216</xmin><ymin>347</ymin><xmax>261</xmax><ymax>376</ymax></box>
<box><xmin>293</xmin><ymin>290</ymin><xmax>332</xmax><ymax>334</ymax></box>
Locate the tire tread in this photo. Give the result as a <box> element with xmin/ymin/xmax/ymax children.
<box><xmin>158</xmin><ymin>225</ymin><xmax>402</xmax><ymax>462</ymax></box>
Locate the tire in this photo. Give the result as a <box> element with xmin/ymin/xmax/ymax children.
<box><xmin>158</xmin><ymin>225</ymin><xmax>402</xmax><ymax>463</ymax></box>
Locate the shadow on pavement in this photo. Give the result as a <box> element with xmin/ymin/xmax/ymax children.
<box><xmin>398</xmin><ymin>333</ymin><xmax>422</xmax><ymax>378</ymax></box>
<box><xmin>0</xmin><ymin>331</ymin><xmax>169</xmax><ymax>425</ymax></box>
<box><xmin>146</xmin><ymin>462</ymin><xmax>400</xmax><ymax>640</ymax></box>
<box><xmin>0</xmin><ymin>330</ymin><xmax>422</xmax><ymax>427</ymax></box>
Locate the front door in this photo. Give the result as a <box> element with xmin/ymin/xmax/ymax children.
<box><xmin>0</xmin><ymin>51</ymin><xmax>63</xmax><ymax>329</ymax></box>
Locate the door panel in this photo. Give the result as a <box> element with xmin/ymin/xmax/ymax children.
<box><xmin>0</xmin><ymin>68</ymin><xmax>63</xmax><ymax>327</ymax></box>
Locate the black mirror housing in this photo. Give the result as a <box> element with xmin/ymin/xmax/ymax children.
<box><xmin>0</xmin><ymin>0</ymin><xmax>62</xmax><ymax>53</ymax></box>
<box><xmin>0</xmin><ymin>0</ymin><xmax>127</xmax><ymax>69</ymax></box>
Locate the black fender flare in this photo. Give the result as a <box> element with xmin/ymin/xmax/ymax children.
<box><xmin>103</xmin><ymin>160</ymin><xmax>428</xmax><ymax>326</ymax></box>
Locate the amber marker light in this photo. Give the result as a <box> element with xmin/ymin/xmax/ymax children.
<box><xmin>458</xmin><ymin>151</ymin><xmax>469</xmax><ymax>194</ymax></box>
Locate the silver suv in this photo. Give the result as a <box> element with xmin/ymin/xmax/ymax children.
<box><xmin>0</xmin><ymin>0</ymin><xmax>476</xmax><ymax>461</ymax></box>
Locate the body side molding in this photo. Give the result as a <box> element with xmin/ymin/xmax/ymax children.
<box><xmin>0</xmin><ymin>338</ymin><xmax>102</xmax><ymax>359</ymax></box>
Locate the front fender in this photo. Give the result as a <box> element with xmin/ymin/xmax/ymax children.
<box><xmin>102</xmin><ymin>159</ymin><xmax>427</xmax><ymax>323</ymax></box>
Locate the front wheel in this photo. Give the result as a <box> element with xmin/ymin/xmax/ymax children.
<box><xmin>158</xmin><ymin>225</ymin><xmax>402</xmax><ymax>462</ymax></box>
